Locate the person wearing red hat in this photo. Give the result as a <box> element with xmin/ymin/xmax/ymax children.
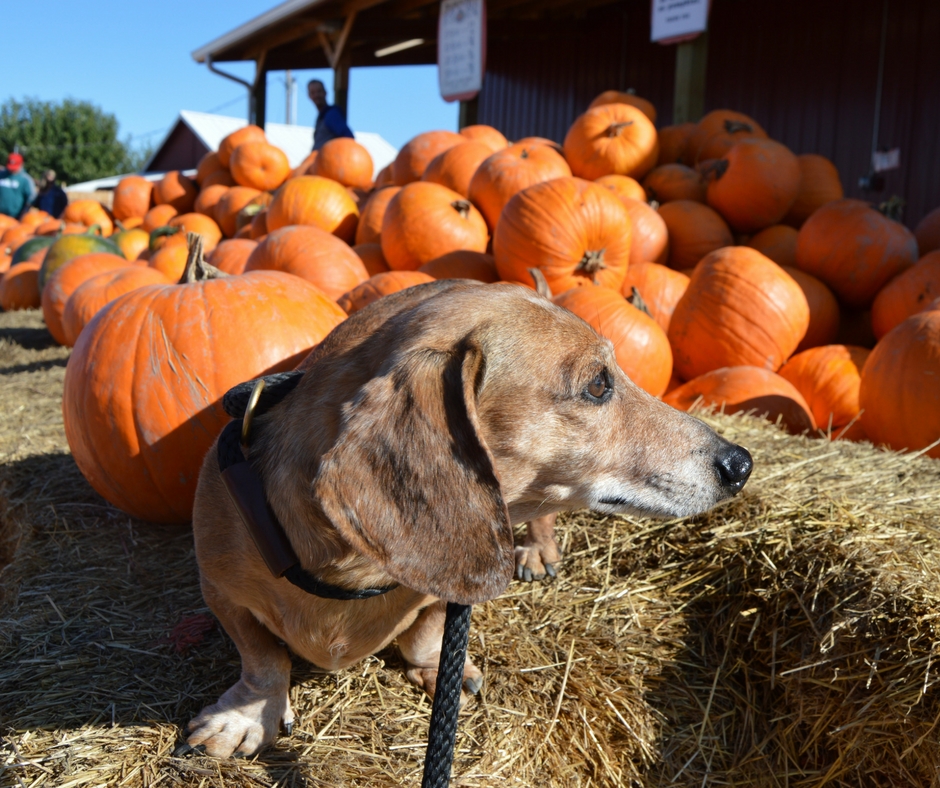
<box><xmin>0</xmin><ymin>152</ymin><xmax>34</xmax><ymax>219</ymax></box>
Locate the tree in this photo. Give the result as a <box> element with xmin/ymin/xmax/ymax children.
<box><xmin>0</xmin><ymin>98</ymin><xmax>147</xmax><ymax>186</ymax></box>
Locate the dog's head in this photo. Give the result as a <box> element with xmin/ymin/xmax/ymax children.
<box><xmin>262</xmin><ymin>281</ymin><xmax>751</xmax><ymax>605</ymax></box>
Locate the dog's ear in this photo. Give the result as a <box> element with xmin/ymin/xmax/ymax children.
<box><xmin>312</xmin><ymin>339</ymin><xmax>515</xmax><ymax>604</ymax></box>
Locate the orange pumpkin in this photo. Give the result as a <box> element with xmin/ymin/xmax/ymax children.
<box><xmin>781</xmin><ymin>266</ymin><xmax>841</xmax><ymax>352</ymax></box>
<box><xmin>392</xmin><ymin>130</ymin><xmax>466</xmax><ymax>185</ymax></box>
<box><xmin>290</xmin><ymin>150</ymin><xmax>318</xmax><ymax>179</ymax></box>
<box><xmin>494</xmin><ymin>177</ymin><xmax>631</xmax><ymax>294</ymax></box>
<box><xmin>468</xmin><ymin>141</ymin><xmax>572</xmax><ymax>231</ymax></box>
<box><xmin>418</xmin><ymin>250</ymin><xmax>498</xmax><ymax>283</ymax></box>
<box><xmin>783</xmin><ymin>154</ymin><xmax>844</xmax><ymax>228</ymax></box>
<box><xmin>859</xmin><ymin>307</ymin><xmax>940</xmax><ymax>457</ymax></box>
<box><xmin>746</xmin><ymin>224</ymin><xmax>798</xmax><ymax>268</ymax></box>
<box><xmin>40</xmin><ymin>252</ymin><xmax>132</xmax><ymax>345</ymax></box>
<box><xmin>62</xmin><ymin>241</ymin><xmax>347</xmax><ymax>523</ymax></box>
<box><xmin>422</xmin><ymin>141</ymin><xmax>493</xmax><ymax>199</ymax></box>
<box><xmin>148</xmin><ymin>240</ymin><xmax>190</xmax><ymax>282</ymax></box>
<box><xmin>381</xmin><ymin>182</ymin><xmax>488</xmax><ymax>271</ymax></box>
<box><xmin>355</xmin><ymin>186</ymin><xmax>400</xmax><ymax>245</ymax></box>
<box><xmin>618</xmin><ymin>197</ymin><xmax>668</xmax><ymax>266</ymax></box>
<box><xmin>229</xmin><ymin>141</ymin><xmax>291</xmax><ymax>191</ymax></box>
<box><xmin>336</xmin><ymin>270</ymin><xmax>436</xmax><ymax>314</ymax></box>
<box><xmin>352</xmin><ymin>243</ymin><xmax>390</xmax><ymax>276</ymax></box>
<box><xmin>0</xmin><ymin>214</ymin><xmax>20</xmax><ymax>233</ymax></box>
<box><xmin>664</xmin><ymin>365</ymin><xmax>815</xmax><ymax>435</ymax></box>
<box><xmin>195</xmin><ymin>151</ymin><xmax>227</xmax><ymax>185</ymax></box>
<box><xmin>642</xmin><ymin>164</ymin><xmax>707</xmax><ymax>204</ymax></box>
<box><xmin>215</xmin><ymin>186</ymin><xmax>262</xmax><ymax>239</ymax></box>
<box><xmin>207</xmin><ymin>238</ymin><xmax>258</xmax><ymax>275</ymax></box>
<box><xmin>265</xmin><ymin>175</ymin><xmax>358</xmax><ymax>243</ymax></box>
<box><xmin>202</xmin><ymin>169</ymin><xmax>237</xmax><ymax>189</ymax></box>
<box><xmin>657</xmin><ymin>200</ymin><xmax>733</xmax><ymax>270</ymax></box>
<box><xmin>112</xmin><ymin>227</ymin><xmax>150</xmax><ymax>262</ymax></box>
<box><xmin>871</xmin><ymin>251</ymin><xmax>940</xmax><ymax>339</ymax></box>
<box><xmin>778</xmin><ymin>344</ymin><xmax>870</xmax><ymax>439</ymax></box>
<box><xmin>168</xmin><ymin>213</ymin><xmax>223</xmax><ymax>252</ymax></box>
<box><xmin>684</xmin><ymin>110</ymin><xmax>768</xmax><ymax>165</ymax></box>
<box><xmin>62</xmin><ymin>199</ymin><xmax>114</xmax><ymax>236</ymax></box>
<box><xmin>915</xmin><ymin>206</ymin><xmax>940</xmax><ymax>255</ymax></box>
<box><xmin>245</xmin><ymin>224</ymin><xmax>369</xmax><ymax>300</ymax></box>
<box><xmin>587</xmin><ymin>90</ymin><xmax>657</xmax><ymax>124</ymax></box>
<box><xmin>374</xmin><ymin>163</ymin><xmax>394</xmax><ymax>188</ymax></box>
<box><xmin>112</xmin><ymin>176</ymin><xmax>154</xmax><ymax>221</ymax></box>
<box><xmin>594</xmin><ymin>174</ymin><xmax>647</xmax><ymax>202</ymax></box>
<box><xmin>563</xmin><ymin>103</ymin><xmax>658</xmax><ymax>181</ymax></box>
<box><xmin>62</xmin><ymin>266</ymin><xmax>171</xmax><ymax>346</ymax></box>
<box><xmin>620</xmin><ymin>260</ymin><xmax>689</xmax><ymax>333</ymax></box>
<box><xmin>668</xmin><ymin>246</ymin><xmax>810</xmax><ymax>380</ymax></box>
<box><xmin>553</xmin><ymin>285</ymin><xmax>672</xmax><ymax>397</ymax></box>
<box><xmin>705</xmin><ymin>139</ymin><xmax>801</xmax><ymax>233</ymax></box>
<box><xmin>218</xmin><ymin>124</ymin><xmax>266</xmax><ymax>167</ymax></box>
<box><xmin>311</xmin><ymin>137</ymin><xmax>374</xmax><ymax>189</ymax></box>
<box><xmin>121</xmin><ymin>216</ymin><xmax>145</xmax><ymax>230</ymax></box>
<box><xmin>193</xmin><ymin>183</ymin><xmax>229</xmax><ymax>220</ymax></box>
<box><xmin>795</xmin><ymin>199</ymin><xmax>919</xmax><ymax>308</ymax></box>
<box><xmin>656</xmin><ymin>123</ymin><xmax>696</xmax><ymax>166</ymax></box>
<box><xmin>0</xmin><ymin>261</ymin><xmax>42</xmax><ymax>311</ymax></box>
<box><xmin>459</xmin><ymin>124</ymin><xmax>509</xmax><ymax>153</ymax></box>
<box><xmin>142</xmin><ymin>204</ymin><xmax>179</xmax><ymax>232</ymax></box>
<box><xmin>153</xmin><ymin>171</ymin><xmax>197</xmax><ymax>213</ymax></box>
<box><xmin>19</xmin><ymin>209</ymin><xmax>51</xmax><ymax>229</ymax></box>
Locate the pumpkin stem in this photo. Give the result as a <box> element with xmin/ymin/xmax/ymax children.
<box><xmin>627</xmin><ymin>286</ymin><xmax>652</xmax><ymax>317</ymax></box>
<box><xmin>723</xmin><ymin>120</ymin><xmax>754</xmax><ymax>135</ymax></box>
<box><xmin>180</xmin><ymin>232</ymin><xmax>227</xmax><ymax>284</ymax></box>
<box><xmin>607</xmin><ymin>121</ymin><xmax>634</xmax><ymax>137</ymax></box>
<box><xmin>877</xmin><ymin>195</ymin><xmax>905</xmax><ymax>223</ymax></box>
<box><xmin>527</xmin><ymin>267</ymin><xmax>553</xmax><ymax>299</ymax></box>
<box><xmin>520</xmin><ymin>148</ymin><xmax>529</xmax><ymax>159</ymax></box>
<box><xmin>85</xmin><ymin>223</ymin><xmax>103</xmax><ymax>237</ymax></box>
<box><xmin>451</xmin><ymin>199</ymin><xmax>472</xmax><ymax>219</ymax></box>
<box><xmin>149</xmin><ymin>224</ymin><xmax>181</xmax><ymax>251</ymax></box>
<box><xmin>700</xmin><ymin>158</ymin><xmax>729</xmax><ymax>182</ymax></box>
<box><xmin>575</xmin><ymin>249</ymin><xmax>607</xmax><ymax>279</ymax></box>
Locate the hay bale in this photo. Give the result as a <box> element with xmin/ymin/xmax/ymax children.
<box><xmin>2</xmin><ymin>307</ymin><xmax>940</xmax><ymax>787</ymax></box>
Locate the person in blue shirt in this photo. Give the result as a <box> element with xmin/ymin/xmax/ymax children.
<box><xmin>308</xmin><ymin>79</ymin><xmax>354</xmax><ymax>151</ymax></box>
<box><xmin>33</xmin><ymin>170</ymin><xmax>68</xmax><ymax>218</ymax></box>
<box><xmin>0</xmin><ymin>153</ymin><xmax>33</xmax><ymax>219</ymax></box>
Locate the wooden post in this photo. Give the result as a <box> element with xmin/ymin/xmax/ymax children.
<box><xmin>334</xmin><ymin>57</ymin><xmax>350</xmax><ymax>115</ymax></box>
<box><xmin>250</xmin><ymin>68</ymin><xmax>267</xmax><ymax>129</ymax></box>
<box><xmin>673</xmin><ymin>32</ymin><xmax>708</xmax><ymax>124</ymax></box>
<box><xmin>458</xmin><ymin>97</ymin><xmax>479</xmax><ymax>129</ymax></box>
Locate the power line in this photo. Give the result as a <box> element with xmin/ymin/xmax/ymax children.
<box><xmin>204</xmin><ymin>95</ymin><xmax>246</xmax><ymax>114</ymax></box>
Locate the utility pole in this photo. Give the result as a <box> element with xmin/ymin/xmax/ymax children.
<box><xmin>285</xmin><ymin>69</ymin><xmax>295</xmax><ymax>124</ymax></box>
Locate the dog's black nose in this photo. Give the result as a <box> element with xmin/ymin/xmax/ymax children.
<box><xmin>715</xmin><ymin>444</ymin><xmax>753</xmax><ymax>493</ymax></box>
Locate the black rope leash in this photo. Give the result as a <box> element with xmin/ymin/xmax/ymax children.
<box><xmin>217</xmin><ymin>372</ymin><xmax>472</xmax><ymax>787</ymax></box>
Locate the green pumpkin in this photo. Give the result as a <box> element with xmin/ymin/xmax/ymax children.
<box><xmin>11</xmin><ymin>235</ymin><xmax>57</xmax><ymax>266</ymax></box>
<box><xmin>39</xmin><ymin>232</ymin><xmax>122</xmax><ymax>289</ymax></box>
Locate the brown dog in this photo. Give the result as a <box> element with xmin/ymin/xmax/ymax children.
<box><xmin>186</xmin><ymin>280</ymin><xmax>751</xmax><ymax>757</ymax></box>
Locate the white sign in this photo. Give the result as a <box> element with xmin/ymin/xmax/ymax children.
<box><xmin>872</xmin><ymin>148</ymin><xmax>900</xmax><ymax>172</ymax></box>
<box><xmin>651</xmin><ymin>0</ymin><xmax>709</xmax><ymax>43</ymax></box>
<box><xmin>438</xmin><ymin>0</ymin><xmax>486</xmax><ymax>102</ymax></box>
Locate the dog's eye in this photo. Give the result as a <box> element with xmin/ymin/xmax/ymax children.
<box><xmin>585</xmin><ymin>370</ymin><xmax>611</xmax><ymax>402</ymax></box>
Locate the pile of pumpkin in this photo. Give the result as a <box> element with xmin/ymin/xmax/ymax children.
<box><xmin>1</xmin><ymin>89</ymin><xmax>938</xmax><ymax>524</ymax></box>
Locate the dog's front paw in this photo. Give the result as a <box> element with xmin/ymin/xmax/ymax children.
<box><xmin>186</xmin><ymin>679</ymin><xmax>293</xmax><ymax>758</ymax></box>
<box><xmin>406</xmin><ymin>660</ymin><xmax>483</xmax><ymax>708</ymax></box>
<box><xmin>514</xmin><ymin>543</ymin><xmax>561</xmax><ymax>582</ymax></box>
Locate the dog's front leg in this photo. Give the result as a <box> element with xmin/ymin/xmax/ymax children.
<box><xmin>397</xmin><ymin>600</ymin><xmax>483</xmax><ymax>706</ymax></box>
<box><xmin>186</xmin><ymin>582</ymin><xmax>294</xmax><ymax>757</ymax></box>
<box><xmin>515</xmin><ymin>512</ymin><xmax>562</xmax><ymax>581</ymax></box>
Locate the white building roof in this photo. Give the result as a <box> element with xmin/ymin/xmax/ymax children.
<box><xmin>67</xmin><ymin>170</ymin><xmax>196</xmax><ymax>193</ymax></box>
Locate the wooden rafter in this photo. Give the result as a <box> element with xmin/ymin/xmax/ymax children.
<box><xmin>318</xmin><ymin>11</ymin><xmax>358</xmax><ymax>69</ymax></box>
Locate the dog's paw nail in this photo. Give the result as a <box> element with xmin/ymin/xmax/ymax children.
<box><xmin>464</xmin><ymin>676</ymin><xmax>483</xmax><ymax>695</ymax></box>
<box><xmin>284</xmin><ymin>721</ymin><xmax>293</xmax><ymax>736</ymax></box>
<box><xmin>523</xmin><ymin>568</ymin><xmax>533</xmax><ymax>582</ymax></box>
<box><xmin>516</xmin><ymin>564</ymin><xmax>525</xmax><ymax>580</ymax></box>
<box><xmin>172</xmin><ymin>743</ymin><xmax>193</xmax><ymax>757</ymax></box>
<box><xmin>546</xmin><ymin>564</ymin><xmax>557</xmax><ymax>578</ymax></box>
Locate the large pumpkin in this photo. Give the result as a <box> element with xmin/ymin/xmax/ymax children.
<box><xmin>783</xmin><ymin>154</ymin><xmax>844</xmax><ymax>228</ymax></box>
<box><xmin>656</xmin><ymin>123</ymin><xmax>696</xmax><ymax>166</ymax></box>
<box><xmin>352</xmin><ymin>243</ymin><xmax>390</xmax><ymax>276</ymax></box>
<box><xmin>553</xmin><ymin>285</ymin><xmax>672</xmax><ymax>397</ymax></box>
<box><xmin>62</xmin><ymin>200</ymin><xmax>114</xmax><ymax>237</ymax></box>
<box><xmin>168</xmin><ymin>213</ymin><xmax>223</xmax><ymax>252</ymax></box>
<box><xmin>684</xmin><ymin>110</ymin><xmax>768</xmax><ymax>165</ymax></box>
<box><xmin>746</xmin><ymin>224</ymin><xmax>798</xmax><ymax>268</ymax></box>
<box><xmin>468</xmin><ymin>142</ymin><xmax>572</xmax><ymax>230</ymax></box>
<box><xmin>62</xmin><ymin>266</ymin><xmax>171</xmax><ymax>346</ymax></box>
<box><xmin>657</xmin><ymin>200</ymin><xmax>733</xmax><ymax>271</ymax></box>
<box><xmin>858</xmin><ymin>307</ymin><xmax>940</xmax><ymax>458</ymax></box>
<box><xmin>381</xmin><ymin>181</ymin><xmax>488</xmax><ymax>271</ymax></box>
<box><xmin>795</xmin><ymin>199</ymin><xmax>919</xmax><ymax>308</ymax></box>
<box><xmin>664</xmin><ymin>365</ymin><xmax>815</xmax><ymax>435</ymax></box>
<box><xmin>266</xmin><ymin>175</ymin><xmax>358</xmax><ymax>243</ymax></box>
<box><xmin>195</xmin><ymin>151</ymin><xmax>226</xmax><ymax>185</ymax></box>
<box><xmin>418</xmin><ymin>250</ymin><xmax>498</xmax><ymax>282</ymax></box>
<box><xmin>207</xmin><ymin>238</ymin><xmax>258</xmax><ymax>275</ymax></box>
<box><xmin>705</xmin><ymin>139</ymin><xmax>801</xmax><ymax>233</ymax></box>
<box><xmin>111</xmin><ymin>227</ymin><xmax>150</xmax><ymax>262</ymax></box>
<box><xmin>218</xmin><ymin>124</ymin><xmax>266</xmax><ymax>167</ymax></box>
<box><xmin>494</xmin><ymin>177</ymin><xmax>631</xmax><ymax>294</ymax></box>
<box><xmin>458</xmin><ymin>124</ymin><xmax>509</xmax><ymax>153</ymax></box>
<box><xmin>594</xmin><ymin>174</ymin><xmax>647</xmax><ymax>203</ymax></box>
<box><xmin>355</xmin><ymin>186</ymin><xmax>400</xmax><ymax>245</ymax></box>
<box><xmin>245</xmin><ymin>224</ymin><xmax>369</xmax><ymax>300</ymax></box>
<box><xmin>62</xmin><ymin>238</ymin><xmax>348</xmax><ymax>523</ymax></box>
<box><xmin>620</xmin><ymin>260</ymin><xmax>689</xmax><ymax>334</ymax></box>
<box><xmin>587</xmin><ymin>90</ymin><xmax>657</xmax><ymax>124</ymax></box>
<box><xmin>642</xmin><ymin>164</ymin><xmax>706</xmax><ymax>204</ymax></box>
<box><xmin>781</xmin><ymin>266</ymin><xmax>840</xmax><ymax>352</ymax></box>
<box><xmin>153</xmin><ymin>171</ymin><xmax>197</xmax><ymax>213</ymax></box>
<box><xmin>563</xmin><ymin>103</ymin><xmax>658</xmax><ymax>181</ymax></box>
<box><xmin>336</xmin><ymin>270</ymin><xmax>436</xmax><ymax>314</ymax></box>
<box><xmin>311</xmin><ymin>137</ymin><xmax>374</xmax><ymax>189</ymax></box>
<box><xmin>229</xmin><ymin>141</ymin><xmax>291</xmax><ymax>191</ymax></box>
<box><xmin>112</xmin><ymin>176</ymin><xmax>155</xmax><ymax>221</ymax></box>
<box><xmin>142</xmin><ymin>204</ymin><xmax>179</xmax><ymax>232</ymax></box>
<box><xmin>392</xmin><ymin>130</ymin><xmax>465</xmax><ymax>185</ymax></box>
<box><xmin>870</xmin><ymin>251</ymin><xmax>940</xmax><ymax>339</ymax></box>
<box><xmin>668</xmin><ymin>246</ymin><xmax>810</xmax><ymax>380</ymax></box>
<box><xmin>0</xmin><ymin>261</ymin><xmax>42</xmax><ymax>311</ymax></box>
<box><xmin>617</xmin><ymin>198</ymin><xmax>668</xmax><ymax>266</ymax></box>
<box><xmin>422</xmin><ymin>141</ymin><xmax>493</xmax><ymax>199</ymax></box>
<box><xmin>778</xmin><ymin>344</ymin><xmax>869</xmax><ymax>440</ymax></box>
<box><xmin>915</xmin><ymin>206</ymin><xmax>940</xmax><ymax>255</ymax></box>
<box><xmin>193</xmin><ymin>183</ymin><xmax>229</xmax><ymax>220</ymax></box>
<box><xmin>215</xmin><ymin>186</ymin><xmax>262</xmax><ymax>239</ymax></box>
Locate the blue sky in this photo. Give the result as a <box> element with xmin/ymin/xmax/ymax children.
<box><xmin>4</xmin><ymin>1</ymin><xmax>459</xmax><ymax>155</ymax></box>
